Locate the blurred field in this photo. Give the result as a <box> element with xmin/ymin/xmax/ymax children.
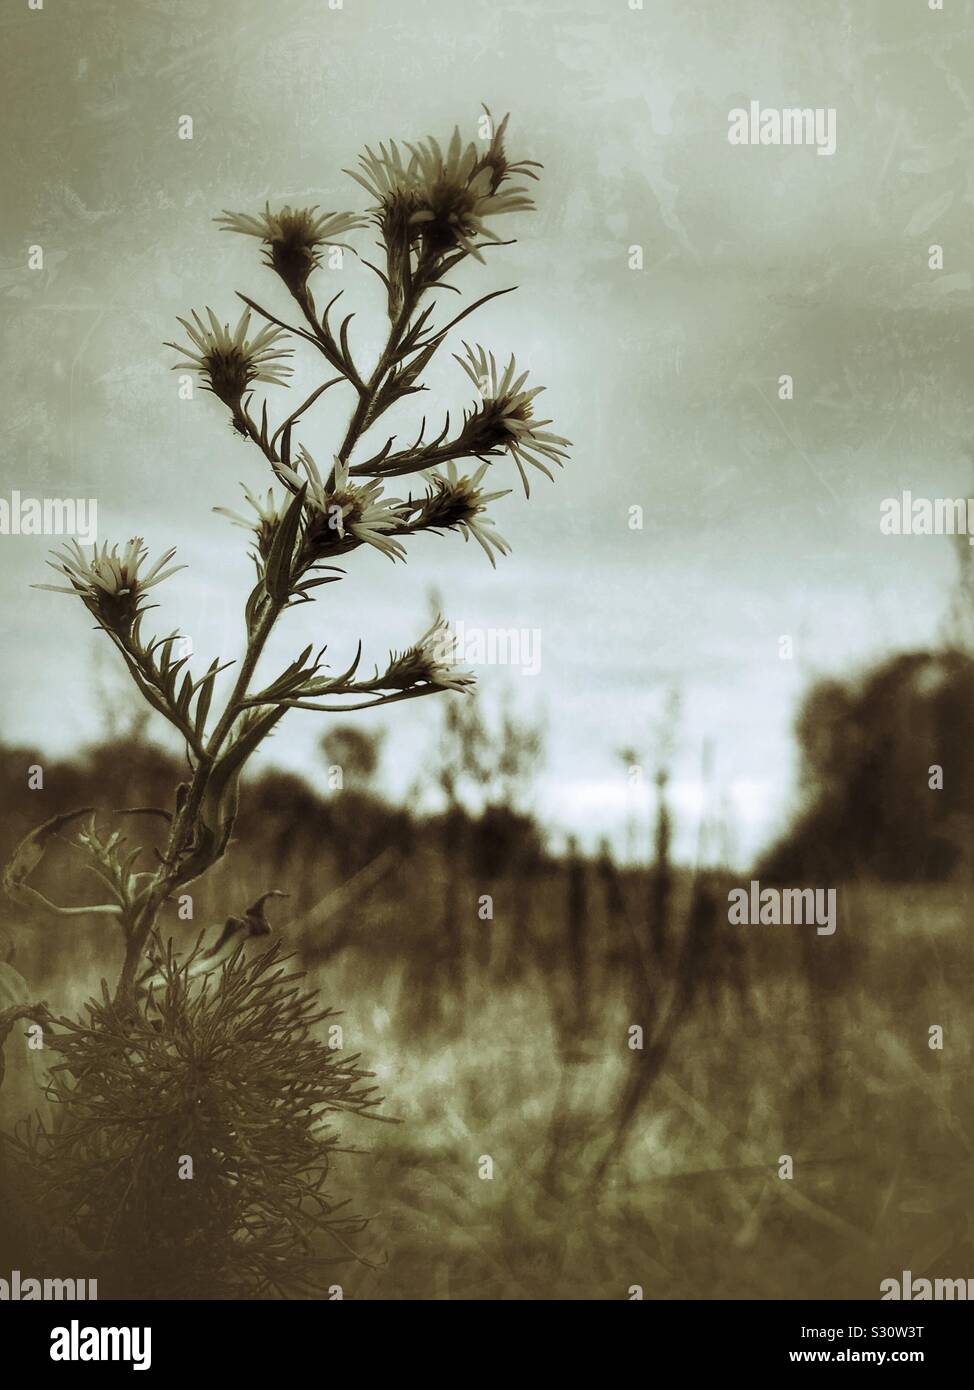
<box><xmin>2</xmin><ymin>732</ymin><xmax>972</xmax><ymax>1300</ymax></box>
<box><xmin>329</xmin><ymin>881</ymin><xmax>973</xmax><ymax>1300</ymax></box>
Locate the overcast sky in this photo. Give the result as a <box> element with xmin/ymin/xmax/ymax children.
<box><xmin>3</xmin><ymin>0</ymin><xmax>974</xmax><ymax>863</ymax></box>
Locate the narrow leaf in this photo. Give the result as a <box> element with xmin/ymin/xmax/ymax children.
<box><xmin>265</xmin><ymin>483</ymin><xmax>307</xmax><ymax>602</ymax></box>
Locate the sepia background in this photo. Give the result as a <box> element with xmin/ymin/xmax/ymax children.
<box><xmin>1</xmin><ymin>0</ymin><xmax>973</xmax><ymax>1299</ymax></box>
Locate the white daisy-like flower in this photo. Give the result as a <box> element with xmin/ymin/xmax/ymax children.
<box><xmin>213</xmin><ymin>485</ymin><xmax>285</xmax><ymax>561</ymax></box>
<box><xmin>383</xmin><ymin>618</ymin><xmax>476</xmax><ymax>694</ymax></box>
<box><xmin>346</xmin><ymin>117</ymin><xmax>537</xmax><ymax>264</ymax></box>
<box><xmin>278</xmin><ymin>447</ymin><xmax>406</xmax><ymax>562</ymax></box>
<box><xmin>215</xmin><ymin>205</ymin><xmax>368</xmax><ymax>291</ymax></box>
<box><xmin>456</xmin><ymin>342</ymin><xmax>572</xmax><ymax>497</ymax></box>
<box><xmin>165</xmin><ymin>307</ymin><xmax>293</xmax><ymax>407</ymax></box>
<box><xmin>418</xmin><ymin>460</ymin><xmax>512</xmax><ymax>567</ymax></box>
<box><xmin>34</xmin><ymin>538</ymin><xmax>184</xmax><ymax>630</ymax></box>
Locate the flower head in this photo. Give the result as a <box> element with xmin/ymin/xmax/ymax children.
<box><xmin>35</xmin><ymin>538</ymin><xmax>184</xmax><ymax>632</ymax></box>
<box><xmin>165</xmin><ymin>307</ymin><xmax>293</xmax><ymax>410</ymax></box>
<box><xmin>346</xmin><ymin>114</ymin><xmax>537</xmax><ymax>266</ymax></box>
<box><xmin>477</xmin><ymin>107</ymin><xmax>542</xmax><ymax>194</ymax></box>
<box><xmin>416</xmin><ymin>460</ymin><xmax>511</xmax><ymax>567</ymax></box>
<box><xmin>215</xmin><ymin>205</ymin><xmax>368</xmax><ymax>294</ymax></box>
<box><xmin>383</xmin><ymin>618</ymin><xmax>476</xmax><ymax>694</ymax></box>
<box><xmin>278</xmin><ymin>447</ymin><xmax>406</xmax><ymax>563</ymax></box>
<box><xmin>456</xmin><ymin>343</ymin><xmax>572</xmax><ymax>497</ymax></box>
<box><xmin>214</xmin><ymin>485</ymin><xmax>285</xmax><ymax>562</ymax></box>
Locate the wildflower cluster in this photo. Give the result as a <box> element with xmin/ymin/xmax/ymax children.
<box><xmin>13</xmin><ymin>105</ymin><xmax>570</xmax><ymax>989</ymax></box>
<box><xmin>346</xmin><ymin>110</ymin><xmax>540</xmax><ymax>313</ymax></box>
<box><xmin>3</xmin><ymin>111</ymin><xmax>568</xmax><ymax>1291</ymax></box>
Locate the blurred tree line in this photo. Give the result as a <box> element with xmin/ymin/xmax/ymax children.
<box><xmin>761</xmin><ymin>531</ymin><xmax>974</xmax><ymax>883</ymax></box>
<box><xmin>759</xmin><ymin>650</ymin><xmax>974</xmax><ymax>882</ymax></box>
<box><xmin>0</xmin><ymin>689</ymin><xmax>549</xmax><ymax>892</ymax></box>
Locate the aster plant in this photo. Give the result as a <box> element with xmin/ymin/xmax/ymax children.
<box><xmin>0</xmin><ymin>110</ymin><xmax>568</xmax><ymax>1292</ymax></box>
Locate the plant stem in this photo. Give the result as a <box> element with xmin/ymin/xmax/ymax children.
<box><xmin>114</xmin><ymin>596</ymin><xmax>287</xmax><ymax>1007</ymax></box>
<box><xmin>328</xmin><ymin>295</ymin><xmax>418</xmax><ymax>489</ymax></box>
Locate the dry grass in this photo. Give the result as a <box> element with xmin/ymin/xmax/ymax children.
<box><xmin>3</xmin><ymin>845</ymin><xmax>972</xmax><ymax>1299</ymax></box>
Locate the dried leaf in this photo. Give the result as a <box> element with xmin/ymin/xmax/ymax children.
<box><xmin>2</xmin><ymin>807</ymin><xmax>94</xmax><ymax>902</ymax></box>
